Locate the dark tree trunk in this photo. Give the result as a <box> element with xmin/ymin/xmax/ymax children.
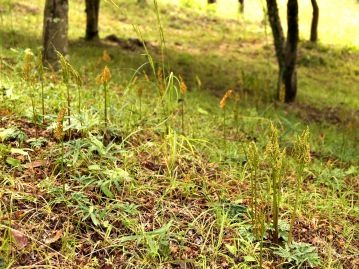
<box><xmin>239</xmin><ymin>0</ymin><xmax>244</xmax><ymax>13</ymax></box>
<box><xmin>85</xmin><ymin>0</ymin><xmax>100</xmax><ymax>41</ymax></box>
<box><xmin>310</xmin><ymin>0</ymin><xmax>319</xmax><ymax>42</ymax></box>
<box><xmin>266</xmin><ymin>0</ymin><xmax>285</xmax><ymax>100</ymax></box>
<box><xmin>266</xmin><ymin>0</ymin><xmax>298</xmax><ymax>103</ymax></box>
<box><xmin>43</xmin><ymin>0</ymin><xmax>68</xmax><ymax>70</ymax></box>
<box><xmin>208</xmin><ymin>0</ymin><xmax>216</xmax><ymax>4</ymax></box>
<box><xmin>283</xmin><ymin>0</ymin><xmax>299</xmax><ymax>102</ymax></box>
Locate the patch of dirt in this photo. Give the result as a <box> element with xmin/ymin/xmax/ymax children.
<box><xmin>104</xmin><ymin>35</ymin><xmax>148</xmax><ymax>51</ymax></box>
<box><xmin>293</xmin><ymin>217</ymin><xmax>359</xmax><ymax>269</ymax></box>
<box><xmin>287</xmin><ymin>102</ymin><xmax>359</xmax><ymax>126</ymax></box>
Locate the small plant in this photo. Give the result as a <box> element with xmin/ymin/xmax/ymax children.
<box><xmin>219</xmin><ymin>89</ymin><xmax>233</xmax><ymax>152</ymax></box>
<box><xmin>273</xmin><ymin>242</ymin><xmax>321</xmax><ymax>268</ymax></box>
<box><xmin>265</xmin><ymin>123</ymin><xmax>286</xmax><ymax>244</ymax></box>
<box><xmin>23</xmin><ymin>49</ymin><xmax>38</xmax><ymax>135</ymax></box>
<box><xmin>55</xmin><ymin>108</ymin><xmax>66</xmax><ymax>183</ymax></box>
<box><xmin>135</xmin><ymin>76</ymin><xmax>143</xmax><ymax>121</ymax></box>
<box><xmin>233</xmin><ymin>91</ymin><xmax>241</xmax><ymax>137</ymax></box>
<box><xmin>247</xmin><ymin>141</ymin><xmax>260</xmax><ymax>239</ymax></box>
<box><xmin>57</xmin><ymin>51</ymin><xmax>82</xmax><ymax>126</ymax></box>
<box><xmin>36</xmin><ymin>50</ymin><xmax>45</xmax><ymax>125</ymax></box>
<box><xmin>27</xmin><ymin>137</ymin><xmax>48</xmax><ymax>149</ymax></box>
<box><xmin>0</xmin><ymin>127</ymin><xmax>27</xmax><ymax>144</ymax></box>
<box><xmin>179</xmin><ymin>75</ymin><xmax>187</xmax><ymax>134</ymax></box>
<box><xmin>288</xmin><ymin>127</ymin><xmax>311</xmax><ymax>244</ymax></box>
<box><xmin>97</xmin><ymin>65</ymin><xmax>111</xmax><ymax>131</ymax></box>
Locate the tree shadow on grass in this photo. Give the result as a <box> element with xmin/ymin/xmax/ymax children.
<box><xmin>0</xmin><ymin>28</ymin><xmax>275</xmax><ymax>102</ymax></box>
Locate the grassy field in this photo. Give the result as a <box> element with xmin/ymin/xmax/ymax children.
<box><xmin>0</xmin><ymin>0</ymin><xmax>358</xmax><ymax>268</ymax></box>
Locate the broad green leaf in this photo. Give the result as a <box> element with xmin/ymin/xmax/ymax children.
<box><xmin>6</xmin><ymin>157</ymin><xmax>21</xmax><ymax>167</ymax></box>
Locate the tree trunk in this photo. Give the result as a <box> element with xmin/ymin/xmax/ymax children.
<box><xmin>239</xmin><ymin>0</ymin><xmax>244</xmax><ymax>13</ymax></box>
<box><xmin>266</xmin><ymin>0</ymin><xmax>298</xmax><ymax>103</ymax></box>
<box><xmin>266</xmin><ymin>0</ymin><xmax>285</xmax><ymax>101</ymax></box>
<box><xmin>85</xmin><ymin>0</ymin><xmax>100</xmax><ymax>41</ymax></box>
<box><xmin>43</xmin><ymin>0</ymin><xmax>68</xmax><ymax>70</ymax></box>
<box><xmin>310</xmin><ymin>0</ymin><xmax>319</xmax><ymax>42</ymax></box>
<box><xmin>283</xmin><ymin>0</ymin><xmax>299</xmax><ymax>102</ymax></box>
<box><xmin>208</xmin><ymin>0</ymin><xmax>216</xmax><ymax>4</ymax></box>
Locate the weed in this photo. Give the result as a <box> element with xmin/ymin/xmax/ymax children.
<box><xmin>273</xmin><ymin>241</ymin><xmax>321</xmax><ymax>268</ymax></box>
<box><xmin>97</xmin><ymin>65</ymin><xmax>111</xmax><ymax>132</ymax></box>
<box><xmin>265</xmin><ymin>123</ymin><xmax>285</xmax><ymax>244</ymax></box>
<box><xmin>288</xmin><ymin>127</ymin><xmax>311</xmax><ymax>244</ymax></box>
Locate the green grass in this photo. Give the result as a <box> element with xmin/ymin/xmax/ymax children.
<box><xmin>0</xmin><ymin>0</ymin><xmax>358</xmax><ymax>268</ymax></box>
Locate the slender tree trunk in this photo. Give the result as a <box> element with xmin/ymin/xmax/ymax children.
<box><xmin>239</xmin><ymin>0</ymin><xmax>244</xmax><ymax>13</ymax></box>
<box><xmin>85</xmin><ymin>0</ymin><xmax>100</xmax><ymax>41</ymax></box>
<box><xmin>42</xmin><ymin>0</ymin><xmax>68</xmax><ymax>69</ymax></box>
<box><xmin>266</xmin><ymin>0</ymin><xmax>298</xmax><ymax>103</ymax></box>
<box><xmin>310</xmin><ymin>0</ymin><xmax>319</xmax><ymax>42</ymax></box>
<box><xmin>208</xmin><ymin>0</ymin><xmax>216</xmax><ymax>4</ymax></box>
<box><xmin>266</xmin><ymin>0</ymin><xmax>285</xmax><ymax>98</ymax></box>
<box><xmin>283</xmin><ymin>0</ymin><xmax>299</xmax><ymax>102</ymax></box>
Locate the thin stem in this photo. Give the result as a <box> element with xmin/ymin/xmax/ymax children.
<box><xmin>67</xmin><ymin>84</ymin><xmax>71</xmax><ymax>125</ymax></box>
<box><xmin>272</xmin><ymin>168</ymin><xmax>279</xmax><ymax>244</ymax></box>
<box><xmin>288</xmin><ymin>163</ymin><xmax>304</xmax><ymax>244</ymax></box>
<box><xmin>259</xmin><ymin>209</ymin><xmax>265</xmax><ymax>269</ymax></box>
<box><xmin>254</xmin><ymin>168</ymin><xmax>258</xmax><ymax>239</ymax></box>
<box><xmin>104</xmin><ymin>83</ymin><xmax>108</xmax><ymax>130</ymax></box>
<box><xmin>181</xmin><ymin>98</ymin><xmax>185</xmax><ymax>135</ymax></box>
<box><xmin>41</xmin><ymin>80</ymin><xmax>45</xmax><ymax>125</ymax></box>
<box><xmin>78</xmin><ymin>86</ymin><xmax>81</xmax><ymax>122</ymax></box>
<box><xmin>223</xmin><ymin>107</ymin><xmax>227</xmax><ymax>153</ymax></box>
<box><xmin>61</xmin><ymin>140</ymin><xmax>64</xmax><ymax>180</ymax></box>
<box><xmin>139</xmin><ymin>94</ymin><xmax>142</xmax><ymax>121</ymax></box>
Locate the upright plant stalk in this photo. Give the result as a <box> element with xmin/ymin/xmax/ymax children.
<box><xmin>37</xmin><ymin>52</ymin><xmax>45</xmax><ymax>125</ymax></box>
<box><xmin>23</xmin><ymin>49</ymin><xmax>38</xmax><ymax>136</ymax></box>
<box><xmin>136</xmin><ymin>83</ymin><xmax>143</xmax><ymax>121</ymax></box>
<box><xmin>97</xmin><ymin>66</ymin><xmax>111</xmax><ymax>132</ymax></box>
<box><xmin>74</xmin><ymin>73</ymin><xmax>83</xmax><ymax>125</ymax></box>
<box><xmin>55</xmin><ymin>108</ymin><xmax>66</xmax><ymax>183</ymax></box>
<box><xmin>179</xmin><ymin>75</ymin><xmax>187</xmax><ymax>134</ymax></box>
<box><xmin>259</xmin><ymin>208</ymin><xmax>265</xmax><ymax>269</ymax></box>
<box><xmin>104</xmin><ymin>83</ymin><xmax>108</xmax><ymax>129</ymax></box>
<box><xmin>57</xmin><ymin>51</ymin><xmax>82</xmax><ymax>127</ymax></box>
<box><xmin>288</xmin><ymin>128</ymin><xmax>310</xmax><ymax>244</ymax></box>
<box><xmin>41</xmin><ymin>79</ymin><xmax>45</xmax><ymax>124</ymax></box>
<box><xmin>233</xmin><ymin>92</ymin><xmax>240</xmax><ymax>138</ymax></box>
<box><xmin>247</xmin><ymin>142</ymin><xmax>259</xmax><ymax>239</ymax></box>
<box><xmin>271</xmin><ymin>158</ymin><xmax>280</xmax><ymax>243</ymax></box>
<box><xmin>66</xmin><ymin>84</ymin><xmax>71</xmax><ymax>125</ymax></box>
<box><xmin>220</xmin><ymin>90</ymin><xmax>233</xmax><ymax>154</ymax></box>
<box><xmin>153</xmin><ymin>0</ymin><xmax>166</xmax><ymax>82</ymax></box>
<box><xmin>77</xmin><ymin>86</ymin><xmax>81</xmax><ymax>121</ymax></box>
<box><xmin>265</xmin><ymin>124</ymin><xmax>285</xmax><ymax>244</ymax></box>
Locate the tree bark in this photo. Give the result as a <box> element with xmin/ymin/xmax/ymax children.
<box><xmin>239</xmin><ymin>0</ymin><xmax>244</xmax><ymax>13</ymax></box>
<box><xmin>283</xmin><ymin>0</ymin><xmax>299</xmax><ymax>102</ymax></box>
<box><xmin>42</xmin><ymin>0</ymin><xmax>68</xmax><ymax>70</ymax></box>
<box><xmin>310</xmin><ymin>0</ymin><xmax>319</xmax><ymax>42</ymax></box>
<box><xmin>266</xmin><ymin>0</ymin><xmax>298</xmax><ymax>103</ymax></box>
<box><xmin>85</xmin><ymin>0</ymin><xmax>100</xmax><ymax>41</ymax></box>
<box><xmin>266</xmin><ymin>0</ymin><xmax>285</xmax><ymax>100</ymax></box>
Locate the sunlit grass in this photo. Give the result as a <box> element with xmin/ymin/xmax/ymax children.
<box><xmin>164</xmin><ymin>0</ymin><xmax>359</xmax><ymax>47</ymax></box>
<box><xmin>0</xmin><ymin>0</ymin><xmax>358</xmax><ymax>267</ymax></box>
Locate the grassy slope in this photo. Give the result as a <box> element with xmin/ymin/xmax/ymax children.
<box><xmin>0</xmin><ymin>0</ymin><xmax>358</xmax><ymax>268</ymax></box>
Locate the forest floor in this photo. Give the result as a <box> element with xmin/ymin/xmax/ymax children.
<box><xmin>0</xmin><ymin>0</ymin><xmax>358</xmax><ymax>268</ymax></box>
